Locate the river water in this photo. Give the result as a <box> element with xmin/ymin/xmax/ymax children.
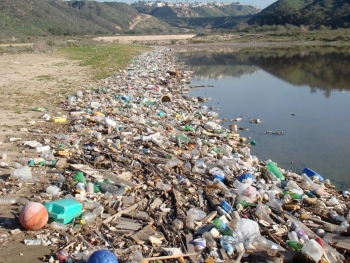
<box><xmin>177</xmin><ymin>47</ymin><xmax>350</xmax><ymax>189</ymax></box>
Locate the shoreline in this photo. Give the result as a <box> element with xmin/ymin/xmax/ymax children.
<box><xmin>0</xmin><ymin>46</ymin><xmax>347</xmax><ymax>262</ymax></box>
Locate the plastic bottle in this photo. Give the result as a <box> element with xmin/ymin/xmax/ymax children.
<box><xmin>155</xmin><ymin>182</ymin><xmax>171</xmax><ymax>192</ymax></box>
<box><xmin>46</xmin><ymin>185</ymin><xmax>60</xmax><ymax>197</ymax></box>
<box><xmin>252</xmin><ymin>235</ymin><xmax>284</xmax><ymax>256</ymax></box>
<box><xmin>0</xmin><ymin>197</ymin><xmax>18</xmax><ymax>205</ymax></box>
<box><xmin>10</xmin><ymin>166</ymin><xmax>32</xmax><ymax>180</ymax></box>
<box><xmin>80</xmin><ymin>212</ymin><xmax>97</xmax><ymax>225</ymax></box>
<box><xmin>87</xmin><ymin>182</ymin><xmax>94</xmax><ymax>194</ymax></box>
<box><xmin>172</xmin><ymin>218</ymin><xmax>183</xmax><ymax>230</ymax></box>
<box><xmin>235</xmin><ymin>199</ymin><xmax>257</xmax><ymax>208</ymax></box>
<box><xmin>233</xmin><ymin>180</ymin><xmax>259</xmax><ymax>201</ymax></box>
<box><xmin>50</xmin><ymin>222</ymin><xmax>68</xmax><ymax>231</ymax></box>
<box><xmin>302</xmin><ymin>239</ymin><xmax>324</xmax><ymax>263</ymax></box>
<box><xmin>255</xmin><ymin>204</ymin><xmax>274</xmax><ymax>225</ymax></box>
<box><xmin>292</xmin><ymin>222</ymin><xmax>310</xmax><ymax>243</ymax></box>
<box><xmin>288</xmin><ymin>231</ymin><xmax>299</xmax><ymax>242</ymax></box>
<box><xmin>186</xmin><ymin>213</ymin><xmax>195</xmax><ymax>229</ymax></box>
<box><xmin>286</xmin><ymin>180</ymin><xmax>303</xmax><ymax>193</ymax></box>
<box><xmin>164</xmin><ymin>159</ymin><xmax>183</xmax><ymax>170</ymax></box>
<box><xmin>202</xmin><ymin>232</ymin><xmax>217</xmax><ymax>247</ymax></box>
<box><xmin>212</xmin><ymin>218</ymin><xmax>233</xmax><ymax>236</ymax></box>
<box><xmin>266</xmin><ymin>160</ymin><xmax>285</xmax><ymax>180</ymax></box>
<box><xmin>284</xmin><ymin>191</ymin><xmax>303</xmax><ymax>200</ymax></box>
<box><xmin>220</xmin><ymin>236</ymin><xmax>235</xmax><ymax>255</ymax></box>
<box><xmin>287</xmin><ymin>241</ymin><xmax>303</xmax><ymax>251</ymax></box>
<box><xmin>74</xmin><ymin>171</ymin><xmax>87</xmax><ymax>184</ymax></box>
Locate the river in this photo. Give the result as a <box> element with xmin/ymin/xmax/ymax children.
<box><xmin>177</xmin><ymin>46</ymin><xmax>350</xmax><ymax>190</ymax></box>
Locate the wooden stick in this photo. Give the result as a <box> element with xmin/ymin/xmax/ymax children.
<box><xmin>140</xmin><ymin>252</ymin><xmax>198</xmax><ymax>263</ymax></box>
<box><xmin>103</xmin><ymin>198</ymin><xmax>147</xmax><ymax>225</ymax></box>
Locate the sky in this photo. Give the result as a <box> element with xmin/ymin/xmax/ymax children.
<box><xmin>98</xmin><ymin>0</ymin><xmax>277</xmax><ymax>9</ymax></box>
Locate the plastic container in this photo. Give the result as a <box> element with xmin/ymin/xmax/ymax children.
<box><xmin>212</xmin><ymin>218</ymin><xmax>233</xmax><ymax>236</ymax></box>
<box><xmin>302</xmin><ymin>167</ymin><xmax>324</xmax><ymax>182</ymax></box>
<box><xmin>74</xmin><ymin>171</ymin><xmax>86</xmax><ymax>184</ymax></box>
<box><xmin>220</xmin><ymin>236</ymin><xmax>236</xmax><ymax>255</ymax></box>
<box><xmin>155</xmin><ymin>182</ymin><xmax>172</xmax><ymax>192</ymax></box>
<box><xmin>288</xmin><ymin>231</ymin><xmax>299</xmax><ymax>242</ymax></box>
<box><xmin>80</xmin><ymin>212</ymin><xmax>97</xmax><ymax>225</ymax></box>
<box><xmin>202</xmin><ymin>232</ymin><xmax>217</xmax><ymax>247</ymax></box>
<box><xmin>0</xmin><ymin>197</ymin><xmax>18</xmax><ymax>205</ymax></box>
<box><xmin>302</xmin><ymin>239</ymin><xmax>324</xmax><ymax>263</ymax></box>
<box><xmin>87</xmin><ymin>182</ymin><xmax>94</xmax><ymax>194</ymax></box>
<box><xmin>266</xmin><ymin>160</ymin><xmax>285</xmax><ymax>181</ymax></box>
<box><xmin>220</xmin><ymin>200</ymin><xmax>233</xmax><ymax>213</ymax></box>
<box><xmin>172</xmin><ymin>218</ymin><xmax>183</xmax><ymax>230</ymax></box>
<box><xmin>46</xmin><ymin>185</ymin><xmax>60</xmax><ymax>197</ymax></box>
<box><xmin>252</xmin><ymin>235</ymin><xmax>285</xmax><ymax>256</ymax></box>
<box><xmin>50</xmin><ymin>222</ymin><xmax>68</xmax><ymax>231</ymax></box>
<box><xmin>10</xmin><ymin>166</ymin><xmax>32</xmax><ymax>180</ymax></box>
<box><xmin>99</xmin><ymin>183</ymin><xmax>126</xmax><ymax>197</ymax></box>
<box><xmin>44</xmin><ymin>199</ymin><xmax>83</xmax><ymax>224</ymax></box>
<box><xmin>255</xmin><ymin>204</ymin><xmax>274</xmax><ymax>224</ymax></box>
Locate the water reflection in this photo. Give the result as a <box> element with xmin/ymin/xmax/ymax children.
<box><xmin>177</xmin><ymin>47</ymin><xmax>350</xmax><ymax>97</ymax></box>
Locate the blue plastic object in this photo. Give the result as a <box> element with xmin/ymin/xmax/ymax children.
<box><xmin>220</xmin><ymin>200</ymin><xmax>233</xmax><ymax>213</ymax></box>
<box><xmin>212</xmin><ymin>174</ymin><xmax>225</xmax><ymax>182</ymax></box>
<box><xmin>44</xmin><ymin>199</ymin><xmax>82</xmax><ymax>224</ymax></box>
<box><xmin>302</xmin><ymin>167</ymin><xmax>324</xmax><ymax>182</ymax></box>
<box><xmin>88</xmin><ymin>250</ymin><xmax>118</xmax><ymax>263</ymax></box>
<box><xmin>238</xmin><ymin>173</ymin><xmax>255</xmax><ymax>184</ymax></box>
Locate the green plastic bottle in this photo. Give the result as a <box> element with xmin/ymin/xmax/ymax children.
<box><xmin>284</xmin><ymin>191</ymin><xmax>303</xmax><ymax>200</ymax></box>
<box><xmin>213</xmin><ymin>129</ymin><xmax>226</xmax><ymax>134</ymax></box>
<box><xmin>212</xmin><ymin>218</ymin><xmax>233</xmax><ymax>236</ymax></box>
<box><xmin>287</xmin><ymin>241</ymin><xmax>303</xmax><ymax>251</ymax></box>
<box><xmin>266</xmin><ymin>160</ymin><xmax>285</xmax><ymax>180</ymax></box>
<box><xmin>236</xmin><ymin>200</ymin><xmax>257</xmax><ymax>208</ymax></box>
<box><xmin>184</xmin><ymin>125</ymin><xmax>195</xmax><ymax>132</ymax></box>
<box><xmin>74</xmin><ymin>171</ymin><xmax>86</xmax><ymax>185</ymax></box>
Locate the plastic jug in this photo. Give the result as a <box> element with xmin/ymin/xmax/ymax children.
<box><xmin>302</xmin><ymin>239</ymin><xmax>324</xmax><ymax>263</ymax></box>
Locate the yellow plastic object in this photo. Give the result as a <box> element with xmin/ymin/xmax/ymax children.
<box><xmin>50</xmin><ymin>117</ymin><xmax>67</xmax><ymax>123</ymax></box>
<box><xmin>94</xmin><ymin>112</ymin><xmax>105</xmax><ymax>116</ymax></box>
<box><xmin>56</xmin><ymin>150</ymin><xmax>70</xmax><ymax>157</ymax></box>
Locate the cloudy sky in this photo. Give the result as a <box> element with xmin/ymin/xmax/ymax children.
<box><xmin>98</xmin><ymin>0</ymin><xmax>277</xmax><ymax>9</ymax></box>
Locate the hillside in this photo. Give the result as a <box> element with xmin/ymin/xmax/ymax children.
<box><xmin>0</xmin><ymin>0</ymin><xmax>177</xmax><ymax>39</ymax></box>
<box><xmin>134</xmin><ymin>3</ymin><xmax>260</xmax><ymax>18</ymax></box>
<box><xmin>249</xmin><ymin>0</ymin><xmax>350</xmax><ymax>28</ymax></box>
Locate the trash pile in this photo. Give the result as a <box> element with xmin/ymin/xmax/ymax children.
<box><xmin>0</xmin><ymin>47</ymin><xmax>349</xmax><ymax>263</ymax></box>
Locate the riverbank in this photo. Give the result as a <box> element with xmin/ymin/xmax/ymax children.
<box><xmin>0</xmin><ymin>44</ymin><xmax>348</xmax><ymax>263</ymax></box>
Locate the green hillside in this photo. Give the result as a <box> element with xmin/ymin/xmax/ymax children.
<box><xmin>250</xmin><ymin>0</ymin><xmax>350</xmax><ymax>28</ymax></box>
<box><xmin>135</xmin><ymin>3</ymin><xmax>260</xmax><ymax>18</ymax></box>
<box><xmin>0</xmin><ymin>0</ymin><xmax>177</xmax><ymax>39</ymax></box>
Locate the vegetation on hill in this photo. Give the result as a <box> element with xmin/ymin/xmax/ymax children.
<box><xmin>249</xmin><ymin>0</ymin><xmax>350</xmax><ymax>28</ymax></box>
<box><xmin>134</xmin><ymin>3</ymin><xmax>260</xmax><ymax>18</ymax></box>
<box><xmin>0</xmin><ymin>0</ymin><xmax>178</xmax><ymax>39</ymax></box>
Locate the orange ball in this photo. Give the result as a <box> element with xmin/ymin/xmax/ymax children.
<box><xmin>19</xmin><ymin>202</ymin><xmax>48</xmax><ymax>230</ymax></box>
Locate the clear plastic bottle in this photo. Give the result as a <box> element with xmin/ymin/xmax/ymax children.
<box><xmin>202</xmin><ymin>232</ymin><xmax>217</xmax><ymax>247</ymax></box>
<box><xmin>186</xmin><ymin>213</ymin><xmax>195</xmax><ymax>229</ymax></box>
<box><xmin>80</xmin><ymin>212</ymin><xmax>97</xmax><ymax>225</ymax></box>
<box><xmin>252</xmin><ymin>235</ymin><xmax>284</xmax><ymax>256</ymax></box>
<box><xmin>10</xmin><ymin>166</ymin><xmax>32</xmax><ymax>180</ymax></box>
<box><xmin>50</xmin><ymin>222</ymin><xmax>68</xmax><ymax>231</ymax></box>
<box><xmin>0</xmin><ymin>197</ymin><xmax>18</xmax><ymax>205</ymax></box>
<box><xmin>156</xmin><ymin>181</ymin><xmax>171</xmax><ymax>192</ymax></box>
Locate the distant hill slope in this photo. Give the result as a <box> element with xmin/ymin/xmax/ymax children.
<box><xmin>249</xmin><ymin>0</ymin><xmax>350</xmax><ymax>28</ymax></box>
<box><xmin>0</xmin><ymin>0</ymin><xmax>177</xmax><ymax>38</ymax></box>
<box><xmin>134</xmin><ymin>3</ymin><xmax>260</xmax><ymax>18</ymax></box>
